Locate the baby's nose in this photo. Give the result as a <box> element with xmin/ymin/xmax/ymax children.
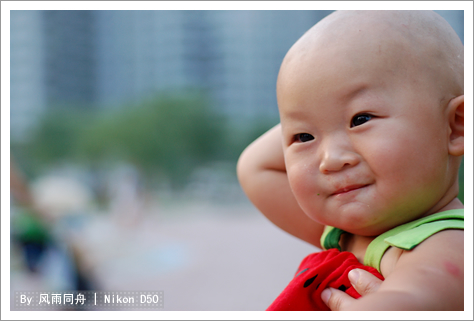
<box><xmin>319</xmin><ymin>144</ymin><xmax>360</xmax><ymax>174</ymax></box>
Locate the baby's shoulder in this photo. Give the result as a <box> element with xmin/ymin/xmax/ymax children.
<box><xmin>380</xmin><ymin>228</ymin><xmax>463</xmax><ymax>277</ymax></box>
<box><xmin>369</xmin><ymin>209</ymin><xmax>464</xmax><ymax>275</ymax></box>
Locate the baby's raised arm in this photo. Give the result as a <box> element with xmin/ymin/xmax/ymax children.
<box><xmin>237</xmin><ymin>124</ymin><xmax>325</xmax><ymax>248</ymax></box>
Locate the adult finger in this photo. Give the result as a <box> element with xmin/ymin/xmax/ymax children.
<box><xmin>321</xmin><ymin>287</ymin><xmax>356</xmax><ymax>311</ymax></box>
<box><xmin>348</xmin><ymin>268</ymin><xmax>383</xmax><ymax>296</ymax></box>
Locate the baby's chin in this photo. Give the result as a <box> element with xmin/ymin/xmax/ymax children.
<box><xmin>309</xmin><ymin>207</ymin><xmax>377</xmax><ymax>231</ymax></box>
<box><xmin>310</xmin><ymin>211</ymin><xmax>398</xmax><ymax>236</ymax></box>
<box><xmin>340</xmin><ymin>219</ymin><xmax>406</xmax><ymax>236</ymax></box>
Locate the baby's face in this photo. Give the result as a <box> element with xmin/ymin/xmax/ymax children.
<box><xmin>278</xmin><ymin>39</ymin><xmax>453</xmax><ymax>236</ymax></box>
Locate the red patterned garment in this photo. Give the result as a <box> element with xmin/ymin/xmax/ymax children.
<box><xmin>267</xmin><ymin>248</ymin><xmax>384</xmax><ymax>311</ymax></box>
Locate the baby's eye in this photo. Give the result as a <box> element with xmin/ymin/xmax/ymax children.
<box><xmin>351</xmin><ymin>114</ymin><xmax>372</xmax><ymax>127</ymax></box>
<box><xmin>294</xmin><ymin>133</ymin><xmax>314</xmax><ymax>143</ymax></box>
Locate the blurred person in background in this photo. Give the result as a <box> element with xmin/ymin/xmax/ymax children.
<box><xmin>10</xmin><ymin>156</ymin><xmax>95</xmax><ymax>292</ymax></box>
<box><xmin>10</xmin><ymin>157</ymin><xmax>52</xmax><ymax>274</ymax></box>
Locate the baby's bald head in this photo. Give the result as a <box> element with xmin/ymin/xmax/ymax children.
<box><xmin>278</xmin><ymin>10</ymin><xmax>463</xmax><ymax>106</ymax></box>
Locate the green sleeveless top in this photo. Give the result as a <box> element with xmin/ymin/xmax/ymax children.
<box><xmin>320</xmin><ymin>209</ymin><xmax>464</xmax><ymax>273</ymax></box>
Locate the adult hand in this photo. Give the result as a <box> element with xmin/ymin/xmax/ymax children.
<box><xmin>321</xmin><ymin>269</ymin><xmax>383</xmax><ymax>311</ymax></box>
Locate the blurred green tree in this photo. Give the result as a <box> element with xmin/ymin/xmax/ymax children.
<box><xmin>75</xmin><ymin>93</ymin><xmax>226</xmax><ymax>187</ymax></box>
<box><xmin>457</xmin><ymin>158</ymin><xmax>464</xmax><ymax>204</ymax></box>
<box><xmin>16</xmin><ymin>107</ymin><xmax>88</xmax><ymax>174</ymax></box>
<box><xmin>19</xmin><ymin>93</ymin><xmax>227</xmax><ymax>188</ymax></box>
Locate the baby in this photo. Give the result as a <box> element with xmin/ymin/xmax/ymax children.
<box><xmin>237</xmin><ymin>10</ymin><xmax>464</xmax><ymax>311</ymax></box>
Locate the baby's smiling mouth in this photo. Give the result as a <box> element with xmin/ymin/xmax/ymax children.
<box><xmin>331</xmin><ymin>184</ymin><xmax>369</xmax><ymax>196</ymax></box>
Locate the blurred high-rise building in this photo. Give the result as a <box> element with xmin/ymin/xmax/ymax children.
<box><xmin>10</xmin><ymin>10</ymin><xmax>464</xmax><ymax>142</ymax></box>
<box><xmin>10</xmin><ymin>10</ymin><xmax>97</xmax><ymax>142</ymax></box>
<box><xmin>10</xmin><ymin>10</ymin><xmax>45</xmax><ymax>142</ymax></box>
<box><xmin>93</xmin><ymin>10</ymin><xmax>333</xmax><ymax>117</ymax></box>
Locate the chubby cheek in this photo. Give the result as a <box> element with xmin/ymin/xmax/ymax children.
<box><xmin>367</xmin><ymin>135</ymin><xmax>446</xmax><ymax>207</ymax></box>
<box><xmin>286</xmin><ymin>161</ymin><xmax>322</xmax><ymax>216</ymax></box>
<box><xmin>287</xmin><ymin>164</ymin><xmax>311</xmax><ymax>195</ymax></box>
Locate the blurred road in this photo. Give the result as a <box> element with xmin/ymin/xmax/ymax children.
<box><xmin>11</xmin><ymin>200</ymin><xmax>319</xmax><ymax>311</ymax></box>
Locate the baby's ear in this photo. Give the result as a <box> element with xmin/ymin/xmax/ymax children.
<box><xmin>447</xmin><ymin>95</ymin><xmax>464</xmax><ymax>156</ymax></box>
